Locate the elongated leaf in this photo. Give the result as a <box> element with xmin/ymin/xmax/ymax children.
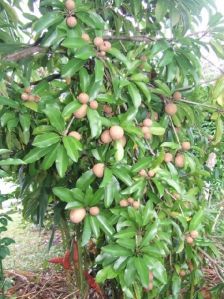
<box><xmin>82</xmin><ymin>215</ymin><xmax>92</xmax><ymax>246</ymax></box>
<box><xmin>44</xmin><ymin>106</ymin><xmax>65</xmax><ymax>133</ymax></box>
<box><xmin>33</xmin><ymin>12</ymin><xmax>63</xmax><ymax>34</ymax></box>
<box><xmin>189</xmin><ymin>209</ymin><xmax>204</xmax><ymax>231</ymax></box>
<box><xmin>63</xmin><ymin>136</ymin><xmax>81</xmax><ymax>162</ymax></box>
<box><xmin>0</xmin><ymin>158</ymin><xmax>26</xmax><ymax>166</ymax></box>
<box><xmin>61</xmin><ymin>59</ymin><xmax>85</xmax><ymax>78</ymax></box>
<box><xmin>87</xmin><ymin>108</ymin><xmax>102</xmax><ymax>138</ymax></box>
<box><xmin>102</xmin><ymin>244</ymin><xmax>132</xmax><ymax>257</ymax></box>
<box><xmin>33</xmin><ymin>132</ymin><xmax>60</xmax><ymax>148</ymax></box>
<box><xmin>0</xmin><ymin>96</ymin><xmax>19</xmax><ymax>108</ymax></box>
<box><xmin>135</xmin><ymin>257</ymin><xmax>149</xmax><ymax>288</ymax></box>
<box><xmin>62</xmin><ymin>101</ymin><xmax>81</xmax><ymax>118</ymax></box>
<box><xmin>24</xmin><ymin>147</ymin><xmax>52</xmax><ymax>163</ymax></box>
<box><xmin>128</xmin><ymin>83</ymin><xmax>142</xmax><ymax>108</ymax></box>
<box><xmin>97</xmin><ymin>215</ymin><xmax>115</xmax><ymax>237</ymax></box>
<box><xmin>95</xmin><ymin>59</ymin><xmax>104</xmax><ymax>82</ymax></box>
<box><xmin>53</xmin><ymin>187</ymin><xmax>74</xmax><ymax>202</ymax></box>
<box><xmin>56</xmin><ymin>145</ymin><xmax>69</xmax><ymax>178</ymax></box>
<box><xmin>42</xmin><ymin>144</ymin><xmax>59</xmax><ymax>170</ymax></box>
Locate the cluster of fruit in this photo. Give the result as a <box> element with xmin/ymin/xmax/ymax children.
<box><xmin>165</xmin><ymin>91</ymin><xmax>182</xmax><ymax>116</ymax></box>
<box><xmin>185</xmin><ymin>230</ymin><xmax>199</xmax><ymax>245</ymax></box>
<box><xmin>21</xmin><ymin>87</ymin><xmax>40</xmax><ymax>102</ymax></box>
<box><xmin>164</xmin><ymin>141</ymin><xmax>191</xmax><ymax>168</ymax></box>
<box><xmin>70</xmin><ymin>206</ymin><xmax>100</xmax><ymax>223</ymax></box>
<box><xmin>119</xmin><ymin>197</ymin><xmax>140</xmax><ymax>209</ymax></box>
<box><xmin>93</xmin><ymin>37</ymin><xmax>112</xmax><ymax>58</ymax></box>
<box><xmin>65</xmin><ymin>0</ymin><xmax>77</xmax><ymax>28</ymax></box>
<box><xmin>139</xmin><ymin>169</ymin><xmax>156</xmax><ymax>178</ymax></box>
<box><xmin>73</xmin><ymin>92</ymin><xmax>98</xmax><ymax>119</ymax></box>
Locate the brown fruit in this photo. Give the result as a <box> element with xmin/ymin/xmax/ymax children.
<box><xmin>148</xmin><ymin>170</ymin><xmax>155</xmax><ymax>178</ymax></box>
<box><xmin>21</xmin><ymin>93</ymin><xmax>29</xmax><ymax>101</ymax></box>
<box><xmin>179</xmin><ymin>270</ymin><xmax>186</xmax><ymax>277</ymax></box>
<box><xmin>94</xmin><ymin>37</ymin><xmax>104</xmax><ymax>47</ymax></box>
<box><xmin>175</xmin><ymin>154</ymin><xmax>185</xmax><ymax>168</ymax></box>
<box><xmin>65</xmin><ymin>0</ymin><xmax>75</xmax><ymax>10</ymax></box>
<box><xmin>68</xmin><ymin>131</ymin><xmax>82</xmax><ymax>140</ymax></box>
<box><xmin>98</xmin><ymin>51</ymin><xmax>106</xmax><ymax>57</ymax></box>
<box><xmin>190</xmin><ymin>230</ymin><xmax>199</xmax><ymax>239</ymax></box>
<box><xmin>89</xmin><ymin>100</ymin><xmax>98</xmax><ymax>110</ymax></box>
<box><xmin>139</xmin><ymin>169</ymin><xmax>147</xmax><ymax>177</ymax></box>
<box><xmin>164</xmin><ymin>153</ymin><xmax>173</xmax><ymax>163</ymax></box>
<box><xmin>141</xmin><ymin>126</ymin><xmax>150</xmax><ymax>134</ymax></box>
<box><xmin>120</xmin><ymin>136</ymin><xmax>127</xmax><ymax>147</ymax></box>
<box><xmin>78</xmin><ymin>92</ymin><xmax>89</xmax><ymax>104</ymax></box>
<box><xmin>89</xmin><ymin>206</ymin><xmax>100</xmax><ymax>216</ymax></box>
<box><xmin>100</xmin><ymin>130</ymin><xmax>112</xmax><ymax>144</ymax></box>
<box><xmin>182</xmin><ymin>141</ymin><xmax>191</xmax><ymax>151</ymax></box>
<box><xmin>66</xmin><ymin>16</ymin><xmax>77</xmax><ymax>28</ymax></box>
<box><xmin>165</xmin><ymin>103</ymin><xmax>177</xmax><ymax>116</ymax></box>
<box><xmin>34</xmin><ymin>95</ymin><xmax>40</xmax><ymax>102</ymax></box>
<box><xmin>133</xmin><ymin>201</ymin><xmax>140</xmax><ymax>209</ymax></box>
<box><xmin>127</xmin><ymin>197</ymin><xmax>134</xmax><ymax>205</ymax></box>
<box><xmin>144</xmin><ymin>132</ymin><xmax>152</xmax><ymax>140</ymax></box>
<box><xmin>143</xmin><ymin>118</ymin><xmax>153</xmax><ymax>127</ymax></box>
<box><xmin>70</xmin><ymin>208</ymin><xmax>86</xmax><ymax>223</ymax></box>
<box><xmin>24</xmin><ymin>87</ymin><xmax>32</xmax><ymax>94</ymax></box>
<box><xmin>65</xmin><ymin>77</ymin><xmax>71</xmax><ymax>85</ymax></box>
<box><xmin>173</xmin><ymin>91</ymin><xmax>182</xmax><ymax>101</ymax></box>
<box><xmin>149</xmin><ymin>272</ymin><xmax>154</xmax><ymax>282</ymax></box>
<box><xmin>103</xmin><ymin>105</ymin><xmax>112</xmax><ymax>114</ymax></box>
<box><xmin>99</xmin><ymin>41</ymin><xmax>112</xmax><ymax>52</ymax></box>
<box><xmin>28</xmin><ymin>95</ymin><xmax>38</xmax><ymax>102</ymax></box>
<box><xmin>92</xmin><ymin>163</ymin><xmax>105</xmax><ymax>178</ymax></box>
<box><xmin>109</xmin><ymin>125</ymin><xmax>124</xmax><ymax>141</ymax></box>
<box><xmin>74</xmin><ymin>104</ymin><xmax>87</xmax><ymax>119</ymax></box>
<box><xmin>186</xmin><ymin>236</ymin><xmax>194</xmax><ymax>245</ymax></box>
<box><xmin>120</xmin><ymin>199</ymin><xmax>129</xmax><ymax>207</ymax></box>
<box><xmin>81</xmin><ymin>33</ymin><xmax>90</xmax><ymax>42</ymax></box>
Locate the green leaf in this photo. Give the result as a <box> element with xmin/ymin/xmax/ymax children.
<box><xmin>104</xmin><ymin>176</ymin><xmax>119</xmax><ymax>208</ymax></box>
<box><xmin>128</xmin><ymin>83</ymin><xmax>142</xmax><ymax>108</ymax></box>
<box><xmin>56</xmin><ymin>145</ymin><xmax>69</xmax><ymax>178</ymax></box>
<box><xmin>62</xmin><ymin>101</ymin><xmax>81</xmax><ymax>118</ymax></box>
<box><xmin>62</xmin><ymin>38</ymin><xmax>87</xmax><ymax>49</ymax></box>
<box><xmin>63</xmin><ymin>136</ymin><xmax>81</xmax><ymax>162</ymax></box>
<box><xmin>102</xmin><ymin>245</ymin><xmax>132</xmax><ymax>257</ymax></box>
<box><xmin>32</xmin><ymin>132</ymin><xmax>60</xmax><ymax>148</ymax></box>
<box><xmin>141</xmin><ymin>222</ymin><xmax>158</xmax><ymax>246</ymax></box>
<box><xmin>96</xmin><ymin>265</ymin><xmax>118</xmax><ymax>283</ymax></box>
<box><xmin>95</xmin><ymin>59</ymin><xmax>104</xmax><ymax>82</ymax></box>
<box><xmin>53</xmin><ymin>187</ymin><xmax>74</xmax><ymax>203</ymax></box>
<box><xmin>87</xmin><ymin>108</ymin><xmax>102</xmax><ymax>138</ymax></box>
<box><xmin>189</xmin><ymin>209</ymin><xmax>204</xmax><ymax>231</ymax></box>
<box><xmin>82</xmin><ymin>215</ymin><xmax>92</xmax><ymax>246</ymax></box>
<box><xmin>135</xmin><ymin>257</ymin><xmax>149</xmax><ymax>288</ymax></box>
<box><xmin>90</xmin><ymin>216</ymin><xmax>100</xmax><ymax>238</ymax></box>
<box><xmin>75</xmin><ymin>45</ymin><xmax>95</xmax><ymax>60</ymax></box>
<box><xmin>0</xmin><ymin>158</ymin><xmax>26</xmax><ymax>166</ymax></box>
<box><xmin>24</xmin><ymin>147</ymin><xmax>52</xmax><ymax>163</ymax></box>
<box><xmin>135</xmin><ymin>82</ymin><xmax>151</xmax><ymax>103</ymax></box>
<box><xmin>44</xmin><ymin>106</ymin><xmax>65</xmax><ymax>133</ymax></box>
<box><xmin>61</xmin><ymin>59</ymin><xmax>85</xmax><ymax>78</ymax></box>
<box><xmin>112</xmin><ymin>167</ymin><xmax>133</xmax><ymax>186</ymax></box>
<box><xmin>150</xmin><ymin>126</ymin><xmax>165</xmax><ymax>135</ymax></box>
<box><xmin>107</xmin><ymin>48</ymin><xmax>128</xmax><ymax>65</ymax></box>
<box><xmin>96</xmin><ymin>215</ymin><xmax>115</xmax><ymax>237</ymax></box>
<box><xmin>79</xmin><ymin>68</ymin><xmax>90</xmax><ymax>92</ymax></box>
<box><xmin>42</xmin><ymin>143</ymin><xmax>59</xmax><ymax>170</ymax></box>
<box><xmin>0</xmin><ymin>149</ymin><xmax>11</xmax><ymax>155</ymax></box>
<box><xmin>172</xmin><ymin>273</ymin><xmax>181</xmax><ymax>298</ymax></box>
<box><xmin>100</xmin><ymin>167</ymin><xmax>113</xmax><ymax>188</ymax></box>
<box><xmin>0</xmin><ymin>96</ymin><xmax>19</xmax><ymax>108</ymax></box>
<box><xmin>76</xmin><ymin>170</ymin><xmax>95</xmax><ymax>190</ymax></box>
<box><xmin>213</xmin><ymin>117</ymin><xmax>223</xmax><ymax>145</ymax></box>
<box><xmin>132</xmin><ymin>157</ymin><xmax>152</xmax><ymax>173</ymax></box>
<box><xmin>33</xmin><ymin>12</ymin><xmax>63</xmax><ymax>34</ymax></box>
<box><xmin>155</xmin><ymin>0</ymin><xmax>168</xmax><ymax>22</ymax></box>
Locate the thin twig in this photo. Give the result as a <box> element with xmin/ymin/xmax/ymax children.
<box><xmin>168</xmin><ymin>116</ymin><xmax>181</xmax><ymax>147</ymax></box>
<box><xmin>63</xmin><ymin>116</ymin><xmax>75</xmax><ymax>136</ymax></box>
<box><xmin>180</xmin><ymin>99</ymin><xmax>224</xmax><ymax>113</ymax></box>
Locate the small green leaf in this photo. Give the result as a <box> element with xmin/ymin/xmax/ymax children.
<box><xmin>82</xmin><ymin>215</ymin><xmax>92</xmax><ymax>246</ymax></box>
<box><xmin>189</xmin><ymin>209</ymin><xmax>204</xmax><ymax>231</ymax></box>
<box><xmin>63</xmin><ymin>136</ymin><xmax>82</xmax><ymax>162</ymax></box>
<box><xmin>95</xmin><ymin>59</ymin><xmax>104</xmax><ymax>82</ymax></box>
<box><xmin>33</xmin><ymin>12</ymin><xmax>63</xmax><ymax>34</ymax></box>
<box><xmin>128</xmin><ymin>83</ymin><xmax>142</xmax><ymax>108</ymax></box>
<box><xmin>53</xmin><ymin>187</ymin><xmax>74</xmax><ymax>202</ymax></box>
<box><xmin>61</xmin><ymin>59</ymin><xmax>85</xmax><ymax>78</ymax></box>
<box><xmin>56</xmin><ymin>145</ymin><xmax>69</xmax><ymax>178</ymax></box>
<box><xmin>0</xmin><ymin>158</ymin><xmax>26</xmax><ymax>166</ymax></box>
<box><xmin>87</xmin><ymin>108</ymin><xmax>102</xmax><ymax>138</ymax></box>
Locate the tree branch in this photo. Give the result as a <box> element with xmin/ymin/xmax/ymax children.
<box><xmin>4</xmin><ymin>46</ymin><xmax>47</xmax><ymax>61</ymax></box>
<box><xmin>104</xmin><ymin>35</ymin><xmax>156</xmax><ymax>42</ymax></box>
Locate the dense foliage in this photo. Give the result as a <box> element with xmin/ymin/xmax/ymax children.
<box><xmin>0</xmin><ymin>0</ymin><xmax>224</xmax><ymax>298</ymax></box>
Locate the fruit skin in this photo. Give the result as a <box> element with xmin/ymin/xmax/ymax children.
<box><xmin>120</xmin><ymin>199</ymin><xmax>129</xmax><ymax>207</ymax></box>
<box><xmin>103</xmin><ymin>105</ymin><xmax>112</xmax><ymax>114</ymax></box>
<box><xmin>109</xmin><ymin>125</ymin><xmax>124</xmax><ymax>141</ymax></box>
<box><xmin>148</xmin><ymin>170</ymin><xmax>155</xmax><ymax>177</ymax></box>
<box><xmin>144</xmin><ymin>132</ymin><xmax>152</xmax><ymax>140</ymax></box>
<box><xmin>82</xmin><ymin>33</ymin><xmax>90</xmax><ymax>42</ymax></box>
<box><xmin>164</xmin><ymin>153</ymin><xmax>173</xmax><ymax>163</ymax></box>
<box><xmin>21</xmin><ymin>93</ymin><xmax>29</xmax><ymax>101</ymax></box>
<box><xmin>92</xmin><ymin>163</ymin><xmax>105</xmax><ymax>178</ymax></box>
<box><xmin>120</xmin><ymin>136</ymin><xmax>127</xmax><ymax>147</ymax></box>
<box><xmin>24</xmin><ymin>87</ymin><xmax>32</xmax><ymax>94</ymax></box>
<box><xmin>186</xmin><ymin>236</ymin><xmax>194</xmax><ymax>244</ymax></box>
<box><xmin>74</xmin><ymin>104</ymin><xmax>88</xmax><ymax>119</ymax></box>
<box><xmin>165</xmin><ymin>103</ymin><xmax>177</xmax><ymax>116</ymax></box>
<box><xmin>94</xmin><ymin>37</ymin><xmax>104</xmax><ymax>47</ymax></box>
<box><xmin>173</xmin><ymin>91</ymin><xmax>182</xmax><ymax>101</ymax></box>
<box><xmin>89</xmin><ymin>100</ymin><xmax>98</xmax><ymax>110</ymax></box>
<box><xmin>179</xmin><ymin>270</ymin><xmax>186</xmax><ymax>277</ymax></box>
<box><xmin>89</xmin><ymin>207</ymin><xmax>100</xmax><ymax>216</ymax></box>
<box><xmin>78</xmin><ymin>92</ymin><xmax>89</xmax><ymax>104</ymax></box>
<box><xmin>98</xmin><ymin>51</ymin><xmax>106</xmax><ymax>58</ymax></box>
<box><xmin>149</xmin><ymin>272</ymin><xmax>154</xmax><ymax>282</ymax></box>
<box><xmin>66</xmin><ymin>16</ymin><xmax>77</xmax><ymax>28</ymax></box>
<box><xmin>65</xmin><ymin>0</ymin><xmax>75</xmax><ymax>10</ymax></box>
<box><xmin>190</xmin><ymin>230</ymin><xmax>199</xmax><ymax>239</ymax></box>
<box><xmin>143</xmin><ymin>118</ymin><xmax>153</xmax><ymax>127</ymax></box>
<box><xmin>133</xmin><ymin>201</ymin><xmax>140</xmax><ymax>209</ymax></box>
<box><xmin>70</xmin><ymin>208</ymin><xmax>86</xmax><ymax>223</ymax></box>
<box><xmin>99</xmin><ymin>41</ymin><xmax>112</xmax><ymax>52</ymax></box>
<box><xmin>175</xmin><ymin>154</ymin><xmax>185</xmax><ymax>168</ymax></box>
<box><xmin>68</xmin><ymin>131</ymin><xmax>82</xmax><ymax>140</ymax></box>
<box><xmin>139</xmin><ymin>169</ymin><xmax>147</xmax><ymax>177</ymax></box>
<box><xmin>141</xmin><ymin>126</ymin><xmax>150</xmax><ymax>134</ymax></box>
<box><xmin>100</xmin><ymin>130</ymin><xmax>112</xmax><ymax>144</ymax></box>
<box><xmin>182</xmin><ymin>141</ymin><xmax>191</xmax><ymax>151</ymax></box>
<box><xmin>127</xmin><ymin>197</ymin><xmax>134</xmax><ymax>205</ymax></box>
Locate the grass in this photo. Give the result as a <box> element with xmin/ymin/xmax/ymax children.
<box><xmin>2</xmin><ymin>212</ymin><xmax>63</xmax><ymax>273</ymax></box>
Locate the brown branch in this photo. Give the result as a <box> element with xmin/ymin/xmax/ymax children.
<box><xmin>103</xmin><ymin>35</ymin><xmax>156</xmax><ymax>42</ymax></box>
<box><xmin>4</xmin><ymin>46</ymin><xmax>47</xmax><ymax>61</ymax></box>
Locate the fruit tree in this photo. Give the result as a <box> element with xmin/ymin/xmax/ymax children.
<box><xmin>0</xmin><ymin>0</ymin><xmax>224</xmax><ymax>298</ymax></box>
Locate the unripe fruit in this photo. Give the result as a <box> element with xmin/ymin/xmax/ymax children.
<box><xmin>133</xmin><ymin>201</ymin><xmax>140</xmax><ymax>209</ymax></box>
<box><xmin>65</xmin><ymin>0</ymin><xmax>75</xmax><ymax>10</ymax></box>
<box><xmin>148</xmin><ymin>170</ymin><xmax>155</xmax><ymax>178</ymax></box>
<box><xmin>143</xmin><ymin>118</ymin><xmax>153</xmax><ymax>127</ymax></box>
<box><xmin>144</xmin><ymin>132</ymin><xmax>152</xmax><ymax>140</ymax></box>
<box><xmin>82</xmin><ymin>33</ymin><xmax>90</xmax><ymax>42</ymax></box>
<box><xmin>70</xmin><ymin>208</ymin><xmax>86</xmax><ymax>223</ymax></box>
<box><xmin>165</xmin><ymin>103</ymin><xmax>177</xmax><ymax>116</ymax></box>
<box><xmin>92</xmin><ymin>163</ymin><xmax>105</xmax><ymax>178</ymax></box>
<box><xmin>182</xmin><ymin>141</ymin><xmax>191</xmax><ymax>151</ymax></box>
<box><xmin>164</xmin><ymin>153</ymin><xmax>173</xmax><ymax>163</ymax></box>
<box><xmin>120</xmin><ymin>199</ymin><xmax>128</xmax><ymax>207</ymax></box>
<box><xmin>141</xmin><ymin>126</ymin><xmax>150</xmax><ymax>134</ymax></box>
<box><xmin>66</xmin><ymin>16</ymin><xmax>77</xmax><ymax>28</ymax></box>
<box><xmin>94</xmin><ymin>37</ymin><xmax>104</xmax><ymax>47</ymax></box>
<box><xmin>100</xmin><ymin>130</ymin><xmax>112</xmax><ymax>144</ymax></box>
<box><xmin>127</xmin><ymin>197</ymin><xmax>134</xmax><ymax>205</ymax></box>
<box><xmin>173</xmin><ymin>91</ymin><xmax>182</xmax><ymax>101</ymax></box>
<box><xmin>21</xmin><ymin>93</ymin><xmax>29</xmax><ymax>101</ymax></box>
<box><xmin>190</xmin><ymin>230</ymin><xmax>199</xmax><ymax>239</ymax></box>
<box><xmin>89</xmin><ymin>100</ymin><xmax>98</xmax><ymax>110</ymax></box>
<box><xmin>120</xmin><ymin>136</ymin><xmax>127</xmax><ymax>147</ymax></box>
<box><xmin>89</xmin><ymin>206</ymin><xmax>100</xmax><ymax>216</ymax></box>
<box><xmin>68</xmin><ymin>131</ymin><xmax>81</xmax><ymax>141</ymax></box>
<box><xmin>139</xmin><ymin>169</ymin><xmax>147</xmax><ymax>177</ymax></box>
<box><xmin>186</xmin><ymin>236</ymin><xmax>194</xmax><ymax>244</ymax></box>
<box><xmin>175</xmin><ymin>154</ymin><xmax>185</xmax><ymax>168</ymax></box>
<box><xmin>74</xmin><ymin>104</ymin><xmax>87</xmax><ymax>119</ymax></box>
<box><xmin>24</xmin><ymin>87</ymin><xmax>32</xmax><ymax>94</ymax></box>
<box><xmin>100</xmin><ymin>41</ymin><xmax>111</xmax><ymax>52</ymax></box>
<box><xmin>78</xmin><ymin>92</ymin><xmax>89</xmax><ymax>104</ymax></box>
<box><xmin>109</xmin><ymin>125</ymin><xmax>124</xmax><ymax>141</ymax></box>
<box><xmin>103</xmin><ymin>105</ymin><xmax>112</xmax><ymax>114</ymax></box>
<box><xmin>179</xmin><ymin>270</ymin><xmax>186</xmax><ymax>277</ymax></box>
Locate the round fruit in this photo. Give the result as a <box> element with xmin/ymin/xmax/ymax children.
<box><xmin>92</xmin><ymin>163</ymin><xmax>105</xmax><ymax>178</ymax></box>
<box><xmin>21</xmin><ymin>93</ymin><xmax>29</xmax><ymax>101</ymax></box>
<box><xmin>24</xmin><ymin>87</ymin><xmax>32</xmax><ymax>94</ymax></box>
<box><xmin>89</xmin><ymin>207</ymin><xmax>100</xmax><ymax>216</ymax></box>
<box><xmin>74</xmin><ymin>104</ymin><xmax>88</xmax><ymax>119</ymax></box>
<box><xmin>78</xmin><ymin>92</ymin><xmax>89</xmax><ymax>104</ymax></box>
<box><xmin>173</xmin><ymin>91</ymin><xmax>182</xmax><ymax>101</ymax></box>
<box><xmin>98</xmin><ymin>51</ymin><xmax>106</xmax><ymax>58</ymax></box>
<box><xmin>103</xmin><ymin>105</ymin><xmax>112</xmax><ymax>114</ymax></box>
<box><xmin>100</xmin><ymin>41</ymin><xmax>112</xmax><ymax>52</ymax></box>
<box><xmin>120</xmin><ymin>199</ymin><xmax>129</xmax><ymax>207</ymax></box>
<box><xmin>149</xmin><ymin>272</ymin><xmax>154</xmax><ymax>282</ymax></box>
<box><xmin>141</xmin><ymin>126</ymin><xmax>150</xmax><ymax>134</ymax></box>
<box><xmin>100</xmin><ymin>130</ymin><xmax>112</xmax><ymax>144</ymax></box>
<box><xmin>81</xmin><ymin>33</ymin><xmax>90</xmax><ymax>42</ymax></box>
<box><xmin>34</xmin><ymin>95</ymin><xmax>40</xmax><ymax>102</ymax></box>
<box><xmin>179</xmin><ymin>270</ymin><xmax>186</xmax><ymax>277</ymax></box>
<box><xmin>109</xmin><ymin>125</ymin><xmax>124</xmax><ymax>141</ymax></box>
<box><xmin>65</xmin><ymin>0</ymin><xmax>75</xmax><ymax>10</ymax></box>
<box><xmin>143</xmin><ymin>118</ymin><xmax>153</xmax><ymax>127</ymax></box>
<box><xmin>190</xmin><ymin>230</ymin><xmax>199</xmax><ymax>239</ymax></box>
<box><xmin>127</xmin><ymin>197</ymin><xmax>134</xmax><ymax>205</ymax></box>
<box><xmin>165</xmin><ymin>103</ymin><xmax>177</xmax><ymax>116</ymax></box>
<box><xmin>133</xmin><ymin>201</ymin><xmax>140</xmax><ymax>209</ymax></box>
<box><xmin>28</xmin><ymin>95</ymin><xmax>37</xmax><ymax>102</ymax></box>
<box><xmin>182</xmin><ymin>141</ymin><xmax>191</xmax><ymax>151</ymax></box>
<box><xmin>89</xmin><ymin>100</ymin><xmax>98</xmax><ymax>110</ymax></box>
<box><xmin>70</xmin><ymin>208</ymin><xmax>86</xmax><ymax>223</ymax></box>
<box><xmin>186</xmin><ymin>236</ymin><xmax>194</xmax><ymax>244</ymax></box>
<box><xmin>164</xmin><ymin>153</ymin><xmax>173</xmax><ymax>163</ymax></box>
<box><xmin>68</xmin><ymin>131</ymin><xmax>82</xmax><ymax>140</ymax></box>
<box><xmin>148</xmin><ymin>170</ymin><xmax>155</xmax><ymax>177</ymax></box>
<box><xmin>94</xmin><ymin>37</ymin><xmax>104</xmax><ymax>47</ymax></box>
<box><xmin>175</xmin><ymin>154</ymin><xmax>185</xmax><ymax>168</ymax></box>
<box><xmin>66</xmin><ymin>16</ymin><xmax>77</xmax><ymax>28</ymax></box>
<box><xmin>139</xmin><ymin>169</ymin><xmax>147</xmax><ymax>177</ymax></box>
<box><xmin>120</xmin><ymin>136</ymin><xmax>127</xmax><ymax>147</ymax></box>
<box><xmin>144</xmin><ymin>132</ymin><xmax>152</xmax><ymax>140</ymax></box>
